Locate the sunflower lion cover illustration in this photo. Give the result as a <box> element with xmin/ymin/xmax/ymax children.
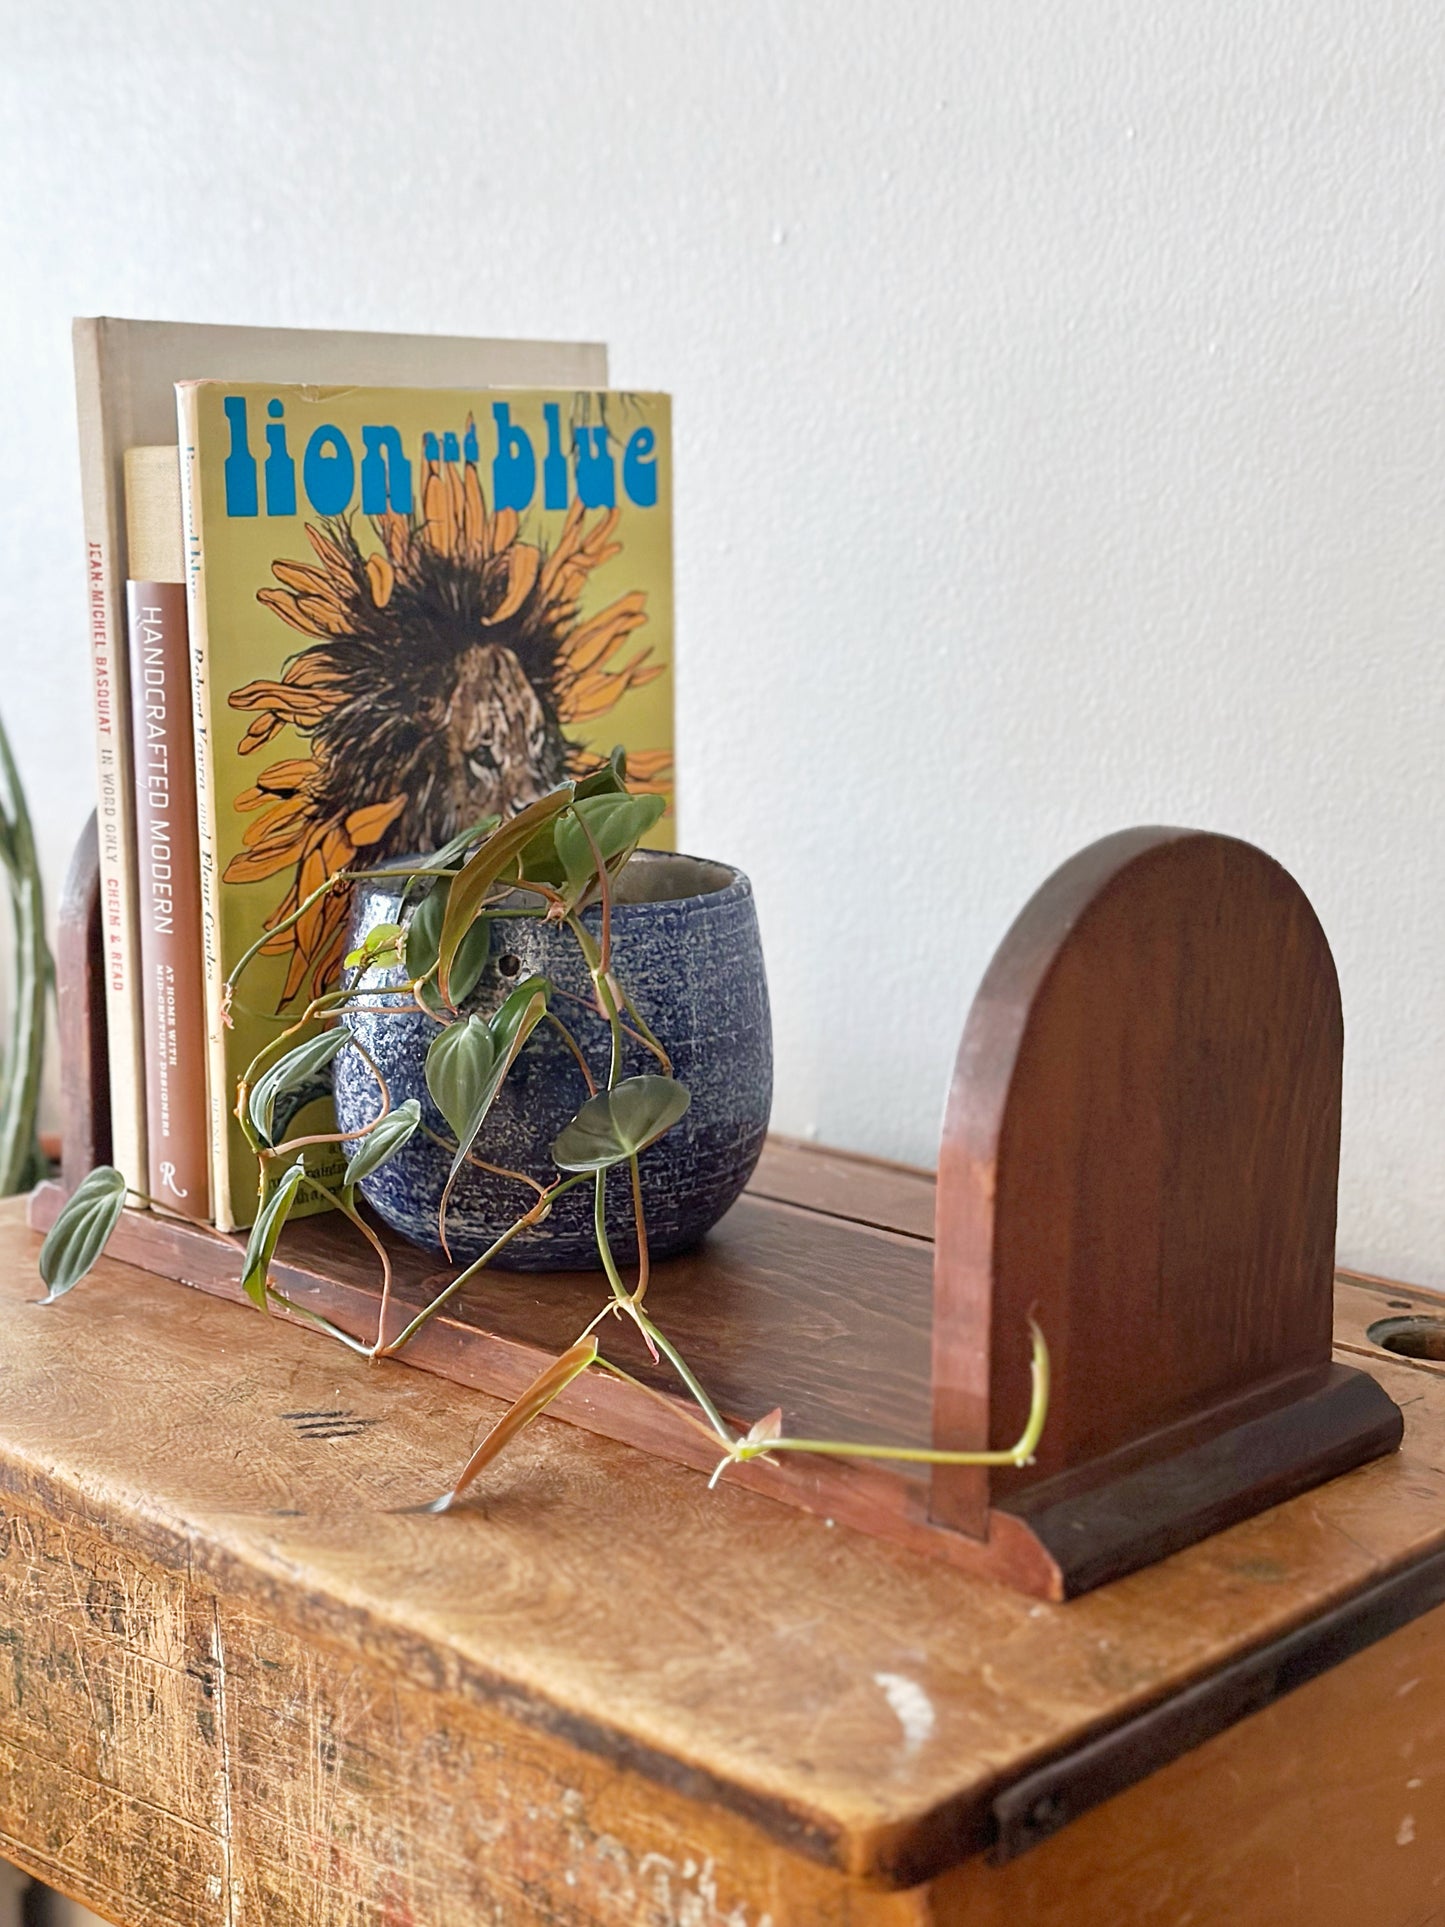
<box><xmin>178</xmin><ymin>382</ymin><xmax>674</xmax><ymax>1227</ymax></box>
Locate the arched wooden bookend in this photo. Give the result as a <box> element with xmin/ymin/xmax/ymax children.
<box><xmin>931</xmin><ymin>826</ymin><xmax>1403</xmax><ymax>1597</ymax></box>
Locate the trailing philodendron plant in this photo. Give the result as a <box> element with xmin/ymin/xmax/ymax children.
<box><xmin>0</xmin><ymin>714</ymin><xmax>51</xmax><ymax>1197</ymax></box>
<box><xmin>40</xmin><ymin>754</ymin><xmax>1049</xmax><ymax>1506</ymax></box>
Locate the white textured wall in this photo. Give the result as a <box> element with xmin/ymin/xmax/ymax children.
<box><xmin>1</xmin><ymin>1</ymin><xmax>1441</xmax><ymax>1283</ymax></box>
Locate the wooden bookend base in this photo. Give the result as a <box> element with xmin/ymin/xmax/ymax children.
<box><xmin>994</xmin><ymin>1365</ymin><xmax>1400</xmax><ymax>1597</ymax></box>
<box><xmin>29</xmin><ymin>821</ymin><xmax>1402</xmax><ymax>1601</ymax></box>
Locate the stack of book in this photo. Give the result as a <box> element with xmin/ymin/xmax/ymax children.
<box><xmin>75</xmin><ymin>319</ymin><xmax>674</xmax><ymax>1230</ymax></box>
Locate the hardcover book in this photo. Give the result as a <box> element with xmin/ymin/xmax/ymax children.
<box><xmin>123</xmin><ymin>445</ymin><xmax>210</xmax><ymax>1222</ymax></box>
<box><xmin>176</xmin><ymin>381</ymin><xmax>674</xmax><ymax>1228</ymax></box>
<box><xmin>74</xmin><ymin>318</ymin><xmax>608</xmax><ymax>1200</ymax></box>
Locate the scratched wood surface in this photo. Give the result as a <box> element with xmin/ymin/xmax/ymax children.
<box><xmin>3</xmin><ymin>1150</ymin><xmax>1445</xmax><ymax>1924</ymax></box>
<box><xmin>29</xmin><ymin>1143</ymin><xmax>1003</xmax><ymax>1589</ymax></box>
<box><xmin>934</xmin><ymin>1591</ymin><xmax>1445</xmax><ymax>1926</ymax></box>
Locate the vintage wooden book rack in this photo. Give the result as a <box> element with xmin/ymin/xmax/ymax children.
<box><xmin>29</xmin><ymin>818</ymin><xmax>1402</xmax><ymax>1600</ymax></box>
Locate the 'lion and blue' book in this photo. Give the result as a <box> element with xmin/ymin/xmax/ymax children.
<box><xmin>177</xmin><ymin>381</ymin><xmax>674</xmax><ymax>1228</ymax></box>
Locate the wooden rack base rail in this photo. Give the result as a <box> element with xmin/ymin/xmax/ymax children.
<box><xmin>29</xmin><ymin>817</ymin><xmax>1402</xmax><ymax>1600</ymax></box>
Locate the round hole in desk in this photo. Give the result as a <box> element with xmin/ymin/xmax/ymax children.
<box><xmin>1367</xmin><ymin>1315</ymin><xmax>1445</xmax><ymax>1362</ymax></box>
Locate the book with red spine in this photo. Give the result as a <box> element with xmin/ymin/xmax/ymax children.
<box><xmin>124</xmin><ymin>447</ymin><xmax>210</xmax><ymax>1220</ymax></box>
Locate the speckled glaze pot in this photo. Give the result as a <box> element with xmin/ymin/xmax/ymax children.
<box><xmin>333</xmin><ymin>851</ymin><xmax>772</xmax><ymax>1269</ymax></box>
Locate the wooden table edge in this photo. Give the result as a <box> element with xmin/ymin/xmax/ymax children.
<box><xmin>6</xmin><ymin>1177</ymin><xmax>1445</xmax><ymax>1890</ymax></box>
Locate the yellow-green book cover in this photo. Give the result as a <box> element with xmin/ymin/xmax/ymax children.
<box><xmin>177</xmin><ymin>381</ymin><xmax>674</xmax><ymax>1228</ymax></box>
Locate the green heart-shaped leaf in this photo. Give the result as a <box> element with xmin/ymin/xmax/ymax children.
<box><xmin>37</xmin><ymin>1166</ymin><xmax>127</xmax><ymax>1301</ymax></box>
<box><xmin>437</xmin><ymin>787</ymin><xmax>575</xmax><ymax>999</ymax></box>
<box><xmin>406</xmin><ymin>880</ymin><xmax>491</xmax><ymax>1009</ymax></box>
<box><xmin>489</xmin><ymin>972</ymin><xmax>552</xmax><ymax>1050</ymax></box>
<box><xmin>446</xmin><ymin>917</ymin><xmax>493</xmax><ymax>1003</ymax></box>
<box><xmin>425</xmin><ymin>977</ymin><xmax>552</xmax><ymax>1147</ymax></box>
<box><xmin>343</xmin><ymin>1098</ymin><xmax>422</xmax><ymax>1188</ymax></box>
<box><xmin>248</xmin><ymin>1028</ymin><xmax>350</xmax><ymax>1145</ymax></box>
<box><xmin>403</xmin><ymin>884</ymin><xmax>443</xmax><ymax>975</ymax></box>
<box><xmin>345</xmin><ymin>920</ymin><xmax>404</xmax><ymax>971</ymax></box>
<box><xmin>424</xmin><ymin>1015</ymin><xmax>499</xmax><ymax>1143</ymax></box>
<box><xmin>427</xmin><ymin>811</ymin><xmax>502</xmax><ymax>874</ymax></box>
<box><xmin>513</xmin><ymin>750</ymin><xmax>633</xmax><ymax>889</ymax></box>
<box><xmin>573</xmin><ymin>745</ymin><xmax>629</xmax><ymax>800</ymax></box>
<box><xmin>556</xmin><ymin>792</ymin><xmax>667</xmax><ymax>894</ymax></box>
<box><xmin>426</xmin><ymin>978</ymin><xmax>551</xmax><ymax>1251</ymax></box>
<box><xmin>514</xmin><ymin>818</ymin><xmax>569</xmax><ymax>887</ymax></box>
<box><xmin>239</xmin><ymin>1158</ymin><xmax>309</xmax><ymax>1309</ymax></box>
<box><xmin>551</xmin><ymin>1075</ymin><xmax>691</xmax><ymax>1172</ymax></box>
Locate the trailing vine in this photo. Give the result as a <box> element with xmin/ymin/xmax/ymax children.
<box><xmin>39</xmin><ymin>754</ymin><xmax>1049</xmax><ymax>1506</ymax></box>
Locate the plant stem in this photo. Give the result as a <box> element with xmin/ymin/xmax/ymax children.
<box><xmin>375</xmin><ymin>1172</ymin><xmax>591</xmax><ymax>1357</ymax></box>
<box><xmin>725</xmin><ymin>1322</ymin><xmax>1051</xmax><ymax>1473</ymax></box>
<box><xmin>587</xmin><ymin>1163</ymin><xmax>729</xmax><ymax>1442</ymax></box>
<box><xmin>590</xmin><ymin>1353</ymin><xmax>729</xmax><ymax>1449</ymax></box>
<box><xmin>225</xmin><ymin>864</ymin><xmax>462</xmax><ymax>995</ymax></box>
<box><xmin>420</xmin><ymin>1124</ymin><xmax>549</xmax><ymax>1199</ymax></box>
<box><xmin>548</xmin><ymin>983</ymin><xmax>657</xmax><ymax>1060</ymax></box>
<box><xmin>258</xmin><ymin>1127</ymin><xmax>371</xmax><ymax>1158</ymax></box>
<box><xmin>462</xmin><ymin>1150</ymin><xmax>550</xmax><ymax>1198</ymax></box>
<box><xmin>545</xmin><ymin>1012</ymin><xmax>598</xmax><ymax>1095</ymax></box>
<box><xmin>617</xmin><ymin>987</ymin><xmax>671</xmax><ymax>1075</ymax></box>
<box><xmin>573</xmin><ymin>807</ymin><xmax>613</xmax><ymax>972</ymax></box>
<box><xmin>627</xmin><ymin>1155</ymin><xmax>651</xmax><ymax>1304</ymax></box>
<box><xmin>593</xmin><ymin>1170</ymin><xmax>628</xmax><ymax>1301</ymax></box>
<box><xmin>628</xmin><ymin>1305</ymin><xmax>734</xmax><ymax>1445</ymax></box>
<box><xmin>324</xmin><ymin>1185</ymin><xmax>396</xmax><ymax>1352</ymax></box>
<box><xmin>267</xmin><ymin>1289</ymin><xmax>376</xmax><ymax>1356</ymax></box>
<box><xmin>565</xmin><ymin>913</ymin><xmax>625</xmax><ymax>1087</ymax></box>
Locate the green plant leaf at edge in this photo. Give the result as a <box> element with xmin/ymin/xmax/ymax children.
<box><xmin>425</xmin><ymin>1016</ymin><xmax>498</xmax><ymax>1143</ymax></box>
<box><xmin>343</xmin><ymin>1098</ymin><xmax>423</xmax><ymax>1188</ymax></box>
<box><xmin>345</xmin><ymin>921</ymin><xmax>404</xmax><ymax>970</ymax></box>
<box><xmin>424</xmin><ymin>978</ymin><xmax>551</xmax><ymax>1250</ymax></box>
<box><xmin>515</xmin><ymin>750</ymin><xmax>632</xmax><ymax>887</ymax></box>
<box><xmin>551</xmin><ymin>1075</ymin><xmax>692</xmax><ymax>1172</ymax></box>
<box><xmin>37</xmin><ymin>1166</ymin><xmax>127</xmax><ymax>1301</ymax></box>
<box><xmin>248</xmin><ymin>1028</ymin><xmax>350</xmax><ymax>1145</ymax></box>
<box><xmin>555</xmin><ymin>792</ymin><xmax>667</xmax><ymax>896</ymax></box>
<box><xmin>405</xmin><ymin>880</ymin><xmax>491</xmax><ymax>1009</ymax></box>
<box><xmin>426</xmin><ymin>812</ymin><xmax>503</xmax><ymax>875</ymax></box>
<box><xmin>438</xmin><ymin>978</ymin><xmax>551</xmax><ymax>1172</ymax></box>
<box><xmin>573</xmin><ymin>745</ymin><xmax>629</xmax><ymax>800</ymax></box>
<box><xmin>437</xmin><ymin>786</ymin><xmax>575</xmax><ymax>1001</ymax></box>
<box><xmin>239</xmin><ymin>1158</ymin><xmax>309</xmax><ymax>1310</ymax></box>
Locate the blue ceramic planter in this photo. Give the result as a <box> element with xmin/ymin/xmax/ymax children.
<box><xmin>333</xmin><ymin>851</ymin><xmax>772</xmax><ymax>1269</ymax></box>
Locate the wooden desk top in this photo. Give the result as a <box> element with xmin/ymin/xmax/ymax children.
<box><xmin>2</xmin><ymin>1145</ymin><xmax>1444</xmax><ymax>1891</ymax></box>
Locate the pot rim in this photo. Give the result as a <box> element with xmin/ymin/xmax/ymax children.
<box><xmin>354</xmin><ymin>847</ymin><xmax>752</xmax><ymax>918</ymax></box>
